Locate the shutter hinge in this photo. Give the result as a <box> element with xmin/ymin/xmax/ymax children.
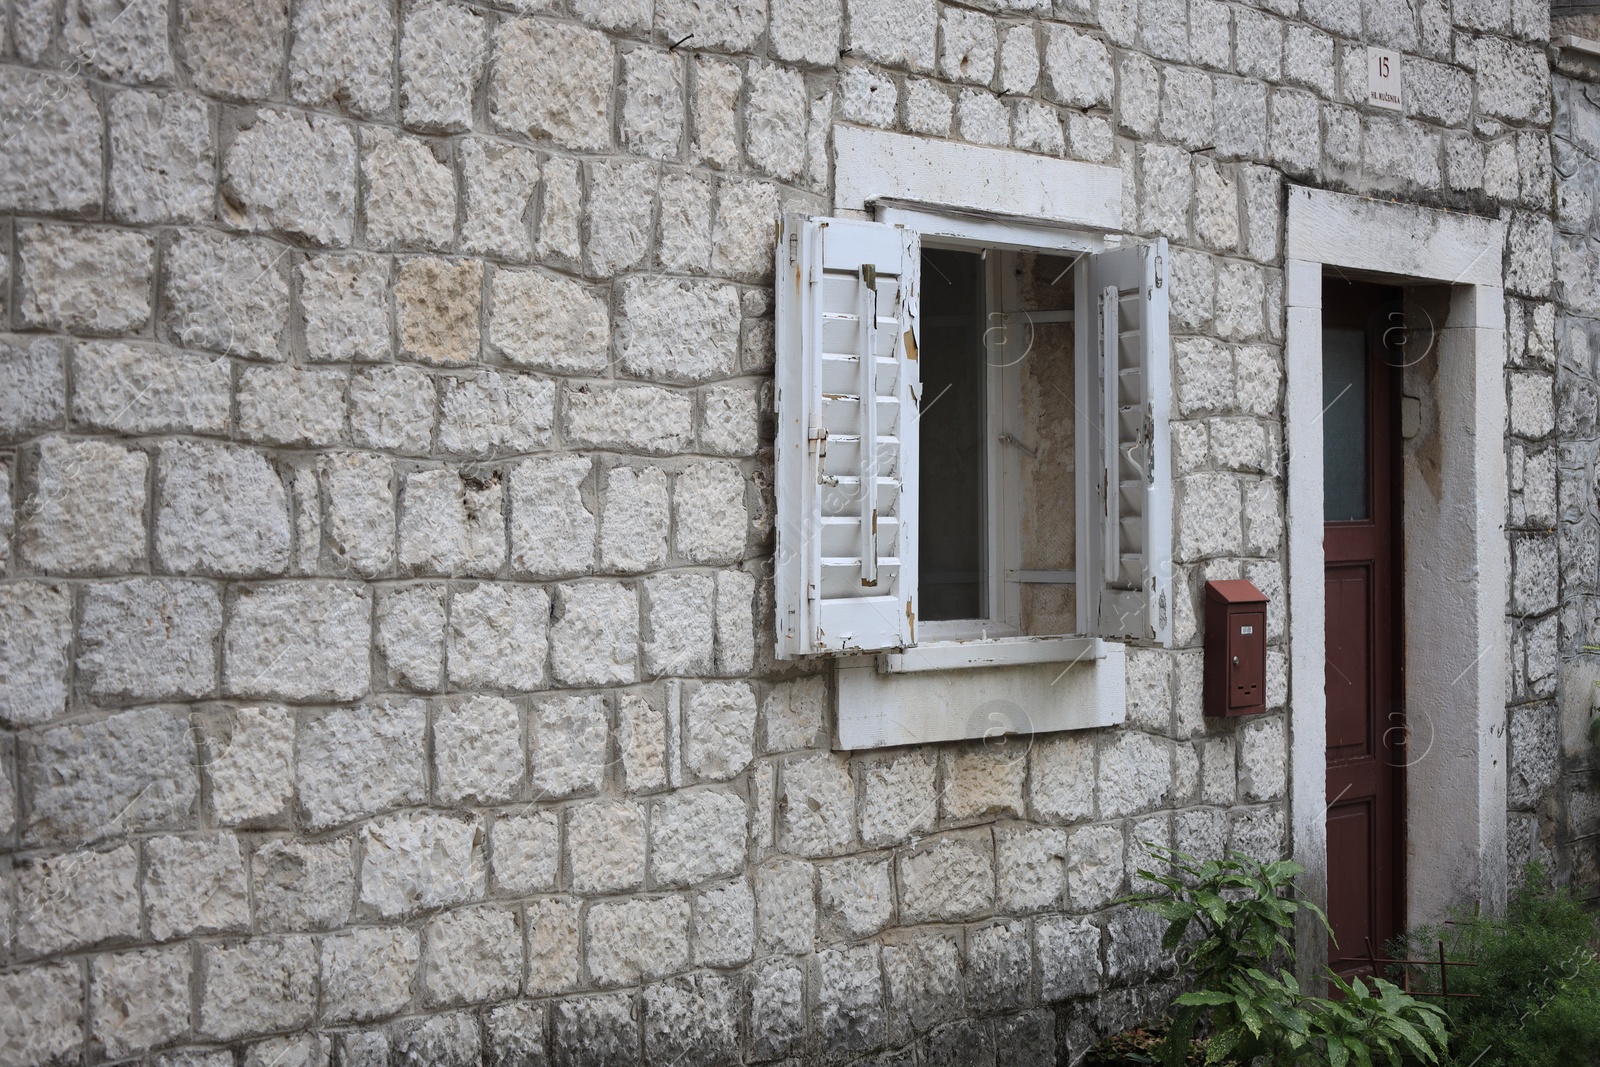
<box><xmin>1153</xmin><ymin>254</ymin><xmax>1165</xmax><ymax>290</ymax></box>
<box><xmin>807</xmin><ymin>412</ymin><xmax>828</xmax><ymax>443</ymax></box>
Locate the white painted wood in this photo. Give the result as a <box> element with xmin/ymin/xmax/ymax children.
<box><xmin>835</xmin><ymin>126</ymin><xmax>1123</xmax><ymax>231</ymax></box>
<box><xmin>1285</xmin><ymin>186</ymin><xmax>1504</xmax><ymax>288</ymax></box>
<box><xmin>775</xmin><ymin>215</ymin><xmax>920</xmax><ymax>657</ymax></box>
<box><xmin>879</xmin><ymin>635</ymin><xmax>1106</xmax><ymax>673</ymax></box>
<box><xmin>836</xmin><ymin>643</ymin><xmax>1126</xmax><ymax>749</ymax></box>
<box><xmin>877</xmin><ymin>205</ymin><xmax>1105</xmax><ymax>255</ymax></box>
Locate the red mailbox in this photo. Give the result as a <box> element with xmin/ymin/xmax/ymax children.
<box><xmin>1204</xmin><ymin>579</ymin><xmax>1267</xmax><ymax>717</ymax></box>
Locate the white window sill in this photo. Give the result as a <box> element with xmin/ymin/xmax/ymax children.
<box><xmin>877</xmin><ymin>635</ymin><xmax>1109</xmax><ymax>674</ymax></box>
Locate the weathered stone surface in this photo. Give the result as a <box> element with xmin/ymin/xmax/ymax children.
<box><xmin>819</xmin><ymin>856</ymin><xmax>892</xmax><ymax>938</ymax></box>
<box><xmin>642</xmin><ymin>973</ymin><xmax>739</xmax><ymax>1066</ymax></box>
<box><xmin>363</xmin><ymin>127</ymin><xmax>457</xmax><ymax>250</ymax></box>
<box><xmin>351</xmin><ymin>364</ymin><xmax>436</xmax><ymax>453</ymax></box>
<box><xmin>76</xmin><ymin>579</ymin><xmax>220</xmax><ymax>702</ymax></box>
<box><xmin>320</xmin><ymin>926</ymin><xmax>419</xmax><ymax>1022</ymax></box>
<box><xmin>401</xmin><ymin>1</ymin><xmax>486</xmax><ymax>132</ymax></box>
<box><xmin>399</xmin><ymin>469</ymin><xmax>507</xmax><ymax>576</ymax></box>
<box><xmin>715</xmin><ymin>569</ymin><xmax>756</xmax><ymax>675</ymax></box>
<box><xmin>0</xmin><ymin>335</ymin><xmax>66</xmax><ymax>438</ymax></box>
<box><xmin>601</xmin><ymin>465</ymin><xmax>671</xmax><ymax>573</ymax></box>
<box><xmin>942</xmin><ymin>746</ymin><xmax>1026</xmax><ymax>819</ymax></box>
<box><xmin>200</xmin><ymin>937</ymin><xmax>316</xmax><ymax>1040</ymax></box>
<box><xmin>586</xmin><ymin>895</ymin><xmax>690</xmax><ymax>986</ymax></box>
<box><xmin>1037</xmin><ymin>915</ymin><xmax>1101</xmax><ymax>1000</ymax></box>
<box><xmin>440</xmin><ymin>371</ymin><xmax>555</xmax><ymax>455</ymax></box>
<box><xmin>492</xmin><ymin>19</ymin><xmax>612</xmax><ymax>151</ymax></box>
<box><xmin>550</xmin><ymin>993</ymin><xmax>637</xmax><ymax>1065</ymax></box>
<box><xmin>237</xmin><ymin>365</ymin><xmax>347</xmax><ymax>446</ymax></box>
<box><xmin>486</xmin><ymin>1000</ymin><xmax>548</xmax><ymax>1067</ymax></box>
<box><xmin>289</xmin><ymin>0</ymin><xmax>394</xmax><ymax>115</ymax></box>
<box><xmin>24</xmin><ymin>707</ymin><xmax>197</xmax><ymax>846</ymax></box>
<box><xmin>0</xmin><ymin>963</ymin><xmax>84</xmax><ymax>1067</ymax></box>
<box><xmin>550</xmin><ymin>583</ymin><xmax>639</xmax><ymax>685</ymax></box>
<box><xmin>0</xmin><ymin>582</ymin><xmax>73</xmax><ymax>726</ymax></box>
<box><xmin>816</xmin><ymin>943</ymin><xmax>886</xmax><ymax>1056</ymax></box>
<box><xmin>110</xmin><ymin>90</ymin><xmax>214</xmax><ymax>224</ymax></box>
<box><xmin>526</xmin><ymin>897</ymin><xmax>582</xmax><ymax>995</ymax></box>
<box><xmin>651</xmin><ymin>788</ymin><xmax>748</xmax><ymax>885</ymax></box>
<box><xmin>145</xmin><ymin>833</ymin><xmax>251</xmax><ymax>940</ymax></box>
<box><xmin>460</xmin><ymin>140</ymin><xmax>539</xmax><ymax>260</ymax></box>
<box><xmin>780</xmin><ymin>752</ymin><xmax>856</xmax><ymax>856</ymax></box>
<box><xmin>90</xmin><ymin>945</ymin><xmax>191</xmax><ymax>1058</ymax></box>
<box><xmin>222</xmin><ymin>109</ymin><xmax>357</xmax><ymax>246</ymax></box>
<box><xmin>848</xmin><ymin>0</ymin><xmax>935</xmax><ymax>71</ymax></box>
<box><xmin>883</xmin><ymin>930</ymin><xmax>963</xmax><ymax>1043</ymax></box>
<box><xmin>425</xmin><ymin>906</ymin><xmax>520</xmax><ymax>1006</ymax></box>
<box><xmin>378</xmin><ymin>585</ymin><xmax>445</xmax><ymax>690</ymax></box>
<box><xmin>674</xmin><ymin>461</ymin><xmax>747</xmax><ymax>563</ymax></box>
<box><xmin>204</xmin><ymin>705</ymin><xmax>294</xmax><ymax>825</ymax></box>
<box><xmin>859</xmin><ymin>752</ymin><xmax>937</xmax><ymax>846</ymax></box>
<box><xmin>617</xmin><ymin>276</ymin><xmax>741</xmax><ymax>381</ymax></box>
<box><xmin>179</xmin><ymin>0</ymin><xmax>288</xmax><ymax>98</ymax></box>
<box><xmin>63</xmin><ymin>0</ymin><xmax>173</xmax><ymax>82</ymax></box>
<box><xmin>967</xmin><ymin>920</ymin><xmax>1030</xmax><ymax>1014</ymax></box>
<box><xmin>995</xmin><ymin>826</ymin><xmax>1068</xmax><ymax>912</ymax></box>
<box><xmin>586</xmin><ymin>158</ymin><xmax>656</xmax><ymax>277</ymax></box>
<box><xmin>620</xmin><ymin>48</ymin><xmax>684</xmax><ymax>161</ymax></box>
<box><xmin>492</xmin><ymin>269</ymin><xmax>609</xmax><ymax>373</ymax></box>
<box><xmin>434</xmin><ymin>695</ymin><xmax>523</xmax><ymax>804</ymax></box>
<box><xmin>751</xmin><ymin>957</ymin><xmax>805</xmax><ymax>1060</ymax></box>
<box><xmin>72</xmin><ymin>341</ymin><xmax>230</xmax><ymax>435</ymax></box>
<box><xmin>694</xmin><ymin>878</ymin><xmax>755</xmax><ymax>966</ymax></box>
<box><xmin>397</xmin><ymin>256</ymin><xmax>483</xmax><ymax>364</ymax></box>
<box><xmin>225</xmin><ymin>581</ymin><xmax>371</xmax><ymax>700</ymax></box>
<box><xmin>746</xmin><ymin>62</ymin><xmax>807</xmax><ymax>181</ymax></box>
<box><xmin>448</xmin><ymin>582</ymin><xmax>549</xmax><ymax>691</ymax></box>
<box><xmin>297</xmin><ymin>700</ymin><xmax>425</xmax><ymax>830</ymax></box>
<box><xmin>360</xmin><ymin>811</ymin><xmax>485</xmax><ymax>917</ymax></box>
<box><xmin>756</xmin><ymin>858</ymin><xmax>816</xmax><ymax>954</ymax></box>
<box><xmin>537</xmin><ymin>157</ymin><xmax>583</xmax><ymax>262</ymax></box>
<box><xmin>321</xmin><ymin>451</ymin><xmax>395</xmax><ymax>576</ymax></box>
<box><xmin>0</xmin><ymin>68</ymin><xmax>103</xmax><ymax>214</ymax></box>
<box><xmin>615</xmin><ymin>692</ymin><xmax>668</xmax><ymax>794</ymax></box>
<box><xmin>568</xmin><ymin>799</ymin><xmax>647</xmax><ymax>893</ymax></box>
<box><xmin>508</xmin><ymin>455</ymin><xmax>595</xmax><ymax>578</ymax></box>
<box><xmin>1067</xmin><ymin>823</ymin><xmax>1126</xmax><ymax>910</ymax></box>
<box><xmin>254</xmin><ymin>837</ymin><xmax>355</xmax><ymax>931</ymax></box>
<box><xmin>491</xmin><ymin>810</ymin><xmax>559</xmax><ymax>895</ymax></box>
<box><xmin>300</xmin><ymin>253</ymin><xmax>391</xmax><ymax>362</ymax></box>
<box><xmin>19</xmin><ymin>223</ymin><xmax>153</xmax><ymax>335</ymax></box>
<box><xmin>15</xmin><ymin>843</ymin><xmax>141</xmax><ymax>956</ymax></box>
<box><xmin>899</xmin><ymin>832</ymin><xmax>995</xmax><ymax>922</ymax></box>
<box><xmin>156</xmin><ymin>441</ymin><xmax>291</xmax><ymax>577</ymax></box>
<box><xmin>569</xmin><ymin>384</ymin><xmax>694</xmax><ymax>454</ymax></box>
<box><xmin>692</xmin><ymin>56</ymin><xmax>742</xmax><ymax>168</ymax></box>
<box><xmin>529</xmin><ymin>694</ymin><xmax>609</xmax><ymax>797</ymax></box>
<box><xmin>391</xmin><ymin>1011</ymin><xmax>481</xmax><ymax>1067</ymax></box>
<box><xmin>643</xmin><ymin>573</ymin><xmax>715</xmax><ymax>675</ymax></box>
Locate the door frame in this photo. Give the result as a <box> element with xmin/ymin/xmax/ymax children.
<box><xmin>1284</xmin><ymin>187</ymin><xmax>1509</xmax><ymax>980</ymax></box>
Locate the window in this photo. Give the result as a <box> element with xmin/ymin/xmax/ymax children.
<box><xmin>773</xmin><ymin>214</ymin><xmax>1171</xmax><ymax>661</ymax></box>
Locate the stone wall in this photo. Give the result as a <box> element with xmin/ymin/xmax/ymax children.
<box><xmin>0</xmin><ymin>0</ymin><xmax>1569</xmax><ymax>1064</ymax></box>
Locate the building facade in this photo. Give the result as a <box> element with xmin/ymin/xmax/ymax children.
<box><xmin>0</xmin><ymin>0</ymin><xmax>1595</xmax><ymax>1063</ymax></box>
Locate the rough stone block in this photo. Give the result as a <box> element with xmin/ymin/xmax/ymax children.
<box><xmin>435</xmin><ymin>695</ymin><xmax>524</xmax><ymax>804</ymax></box>
<box><xmin>440</xmin><ymin>371</ymin><xmax>556</xmax><ymax>456</ymax></box>
<box><xmin>1037</xmin><ymin>915</ymin><xmax>1101</xmax><ymax>1000</ymax></box>
<box><xmin>378</xmin><ymin>585</ymin><xmax>446</xmax><ymax>690</ymax></box>
<box><xmin>996</xmin><ymin>826</ymin><xmax>1068</xmax><ymax>912</ymax></box>
<box><xmin>585</xmin><ymin>158</ymin><xmax>656</xmax><ymax>277</ymax></box>
<box><xmin>691</xmin><ymin>56</ymin><xmax>742</xmax><ymax>168</ymax></box>
<box><xmin>204</xmin><ymin>705</ymin><xmax>294</xmax><ymax>825</ymax></box>
<box><xmin>967</xmin><ymin>920</ymin><xmax>1030</xmax><ymax>1014</ymax></box>
<box><xmin>714</xmin><ymin>569</ymin><xmax>756</xmax><ymax>676</ymax></box>
<box><xmin>848</xmin><ymin>0</ymin><xmax>935</xmax><ymax>71</ymax></box>
<box><xmin>196</xmin><ymin>940</ymin><xmax>315</xmax><ymax>1036</ymax></box>
<box><xmin>491</xmin><ymin>18</ymin><xmax>611</xmax><ymax>151</ymax></box>
<box><xmin>898</xmin><ymin>831</ymin><xmax>995</xmax><ymax>922</ymax></box>
<box><xmin>641</xmin><ymin>973</ymin><xmax>739</xmax><ymax>1066</ymax></box>
<box><xmin>756</xmin><ymin>858</ymin><xmax>816</xmax><ymax>954</ymax></box>
<box><xmin>568</xmin><ymin>383</ymin><xmax>694</xmax><ymax>455</ymax></box>
<box><xmin>351</xmin><ymin>365</ymin><xmax>436</xmax><ymax>453</ymax></box>
<box><xmin>1044</xmin><ymin>25</ymin><xmax>1112</xmax><ymax>107</ymax></box>
<box><xmin>401</xmin><ymin>1</ymin><xmax>486</xmax><ymax>131</ymax></box>
<box><xmin>745</xmin><ymin>62</ymin><xmax>807</xmax><ymax>182</ymax></box>
<box><xmin>300</xmin><ymin>253</ymin><xmax>391</xmax><ymax>362</ymax></box>
<box><xmin>537</xmin><ymin>157</ymin><xmax>583</xmax><ymax>262</ymax></box>
<box><xmin>842</xmin><ymin>66</ymin><xmax>896</xmax><ymax>127</ymax></box>
<box><xmin>0</xmin><ymin>963</ymin><xmax>85</xmax><ymax>1067</ymax></box>
<box><xmin>72</xmin><ymin>341</ymin><xmax>231</xmax><ymax>435</ymax></box>
<box><xmin>224</xmin><ymin>581</ymin><xmax>371</xmax><ymax>700</ymax></box>
<box><xmin>658</xmin><ymin>172</ymin><xmax>712</xmax><ymax>273</ymax></box>
<box><xmin>76</xmin><ymin>579</ymin><xmax>220</xmax><ymax>702</ymax></box>
<box><xmin>650</xmin><ymin>788</ymin><xmax>748</xmax><ymax>886</ymax></box>
<box><xmin>620</xmin><ymin>48</ymin><xmax>684</xmax><ymax>161</ymax></box>
<box><xmin>399</xmin><ymin>469</ymin><xmax>507</xmax><ymax>576</ymax></box>
<box><xmin>320</xmin><ymin>926</ymin><xmax>419</xmax><ymax>1022</ymax></box>
<box><xmin>19</xmin><ymin>223</ymin><xmax>152</xmax><ymax>335</ymax></box>
<box><xmin>15</xmin><ymin>843</ymin><xmax>141</xmax><ymax>957</ymax></box>
<box><xmin>253</xmin><ymin>838</ymin><xmax>354</xmax><ymax>931</ymax></box>
<box><xmin>942</xmin><ymin>746</ymin><xmax>1026</xmax><ymax>819</ymax></box>
<box><xmin>859</xmin><ymin>752</ymin><xmax>937</xmax><ymax>846</ymax></box>
<box><xmin>90</xmin><ymin>945</ymin><xmax>191</xmax><ymax>1059</ymax></box>
<box><xmin>619</xmin><ymin>690</ymin><xmax>668</xmax><ymax>792</ymax></box>
<box><xmin>815</xmin><ymin>943</ymin><xmax>886</xmax><ymax>1056</ymax></box>
<box><xmin>750</xmin><ymin>958</ymin><xmax>805</xmax><ymax>1060</ymax></box>
<box><xmin>237</xmin><ymin>365</ymin><xmax>347</xmax><ymax>446</ymax></box>
<box><xmin>0</xmin><ymin>582</ymin><xmax>72</xmax><ymax>726</ymax></box>
<box><xmin>321</xmin><ymin>451</ymin><xmax>395</xmax><ymax>576</ymax></box>
<box><xmin>363</xmin><ymin>127</ymin><xmax>457</xmax><ymax>250</ymax></box>
<box><xmin>550</xmin><ymin>583</ymin><xmax>639</xmax><ymax>686</ymax></box>
<box><xmin>296</xmin><ymin>699</ymin><xmax>426</xmax><ymax>830</ymax></box>
<box><xmin>509</xmin><ymin>455</ymin><xmax>596</xmax><ymax>578</ymax></box>
<box><xmin>644</xmin><ymin>573</ymin><xmax>715</xmax><ymax>676</ymax></box>
<box><xmin>526</xmin><ymin>897</ymin><xmax>582</xmax><ymax>995</ymax></box>
<box><xmin>490</xmin><ymin>810</ymin><xmax>559</xmax><ymax>895</ymax></box>
<box><xmin>289</xmin><ymin>0</ymin><xmax>395</xmax><ymax>116</ymax></box>
<box><xmin>144</xmin><ymin>833</ymin><xmax>251</xmax><ymax>940</ymax></box>
<box><xmin>617</xmin><ymin>276</ymin><xmax>741</xmax><ymax>382</ymax></box>
<box><xmin>390</xmin><ymin>1011</ymin><xmax>480</xmax><ymax>1066</ymax></box>
<box><xmin>109</xmin><ymin>90</ymin><xmax>214</xmax><ymax>224</ymax></box>
<box><xmin>819</xmin><ymin>856</ymin><xmax>892</xmax><ymax>938</ymax></box>
<box><xmin>673</xmin><ymin>461</ymin><xmax>747</xmax><ymax>564</ymax></box>
<box><xmin>693</xmin><ymin>878</ymin><xmax>755</xmax><ymax>966</ymax></box>
<box><xmin>222</xmin><ymin>109</ymin><xmax>357</xmax><ymax>246</ymax></box>
<box><xmin>550</xmin><ymin>993</ymin><xmax>637</xmax><ymax>1064</ymax></box>
<box><xmin>397</xmin><ymin>256</ymin><xmax>483</xmax><ymax>364</ymax></box>
<box><xmin>23</xmin><ymin>707</ymin><xmax>197</xmax><ymax>847</ymax></box>
<box><xmin>586</xmin><ymin>895</ymin><xmax>690</xmax><ymax>986</ymax></box>
<box><xmin>568</xmin><ymin>798</ymin><xmax>646</xmax><ymax>893</ymax></box>
<box><xmin>0</xmin><ymin>335</ymin><xmax>66</xmax><ymax>438</ymax></box>
<box><xmin>63</xmin><ymin>0</ymin><xmax>173</xmax><ymax>81</ymax></box>
<box><xmin>425</xmin><ymin>906</ymin><xmax>521</xmax><ymax>1006</ymax></box>
<box><xmin>529</xmin><ymin>694</ymin><xmax>609</xmax><ymax>798</ymax></box>
<box><xmin>0</xmin><ymin>68</ymin><xmax>103</xmax><ymax>215</ymax></box>
<box><xmin>360</xmin><ymin>811</ymin><xmax>485</xmax><ymax>917</ymax></box>
<box><xmin>462</xmin><ymin>140</ymin><xmax>539</xmax><ymax>260</ymax></box>
<box><xmin>1066</xmin><ymin>823</ymin><xmax>1125</xmax><ymax>910</ymax></box>
<box><xmin>883</xmin><ymin>931</ymin><xmax>963</xmax><ymax>1043</ymax></box>
<box><xmin>155</xmin><ymin>441</ymin><xmax>291</xmax><ymax>577</ymax></box>
<box><xmin>448</xmin><ymin>582</ymin><xmax>550</xmax><ymax>691</ymax></box>
<box><xmin>486</xmin><ymin>1001</ymin><xmax>547</xmax><ymax>1067</ymax></box>
<box><xmin>179</xmin><ymin>0</ymin><xmax>288</xmax><ymax>99</ymax></box>
<box><xmin>491</xmin><ymin>268</ymin><xmax>609</xmax><ymax>373</ymax></box>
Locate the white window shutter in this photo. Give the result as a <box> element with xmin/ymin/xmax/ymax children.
<box><xmin>775</xmin><ymin>216</ymin><xmax>921</xmax><ymax>658</ymax></box>
<box><xmin>1085</xmin><ymin>238</ymin><xmax>1172</xmax><ymax>646</ymax></box>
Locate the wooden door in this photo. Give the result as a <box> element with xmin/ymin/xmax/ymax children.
<box><xmin>1322</xmin><ymin>280</ymin><xmax>1406</xmax><ymax>973</ymax></box>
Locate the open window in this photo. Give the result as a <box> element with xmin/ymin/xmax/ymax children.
<box><xmin>774</xmin><ymin>214</ymin><xmax>1171</xmax><ymax>661</ymax></box>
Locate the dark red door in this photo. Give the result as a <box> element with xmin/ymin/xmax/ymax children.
<box><xmin>1322</xmin><ymin>280</ymin><xmax>1406</xmax><ymax>974</ymax></box>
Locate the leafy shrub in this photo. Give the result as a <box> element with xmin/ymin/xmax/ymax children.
<box><xmin>1399</xmin><ymin>863</ymin><xmax>1600</xmax><ymax>1067</ymax></box>
<box><xmin>1128</xmin><ymin>845</ymin><xmax>1449</xmax><ymax>1067</ymax></box>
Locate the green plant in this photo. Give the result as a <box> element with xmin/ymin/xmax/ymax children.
<box><xmin>1399</xmin><ymin>862</ymin><xmax>1600</xmax><ymax>1067</ymax></box>
<box><xmin>1128</xmin><ymin>845</ymin><xmax>1449</xmax><ymax>1067</ymax></box>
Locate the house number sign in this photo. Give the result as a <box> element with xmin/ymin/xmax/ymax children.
<box><xmin>1367</xmin><ymin>47</ymin><xmax>1402</xmax><ymax>111</ymax></box>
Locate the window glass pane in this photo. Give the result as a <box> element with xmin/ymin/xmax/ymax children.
<box><xmin>919</xmin><ymin>249</ymin><xmax>985</xmax><ymax>621</ymax></box>
<box><xmin>1323</xmin><ymin>327</ymin><xmax>1368</xmax><ymax>522</ymax></box>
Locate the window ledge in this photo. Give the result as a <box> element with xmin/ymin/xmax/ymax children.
<box><xmin>877</xmin><ymin>635</ymin><xmax>1108</xmax><ymax>674</ymax></box>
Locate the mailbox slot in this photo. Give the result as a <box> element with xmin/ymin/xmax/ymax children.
<box><xmin>1204</xmin><ymin>580</ymin><xmax>1268</xmax><ymax>717</ymax></box>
